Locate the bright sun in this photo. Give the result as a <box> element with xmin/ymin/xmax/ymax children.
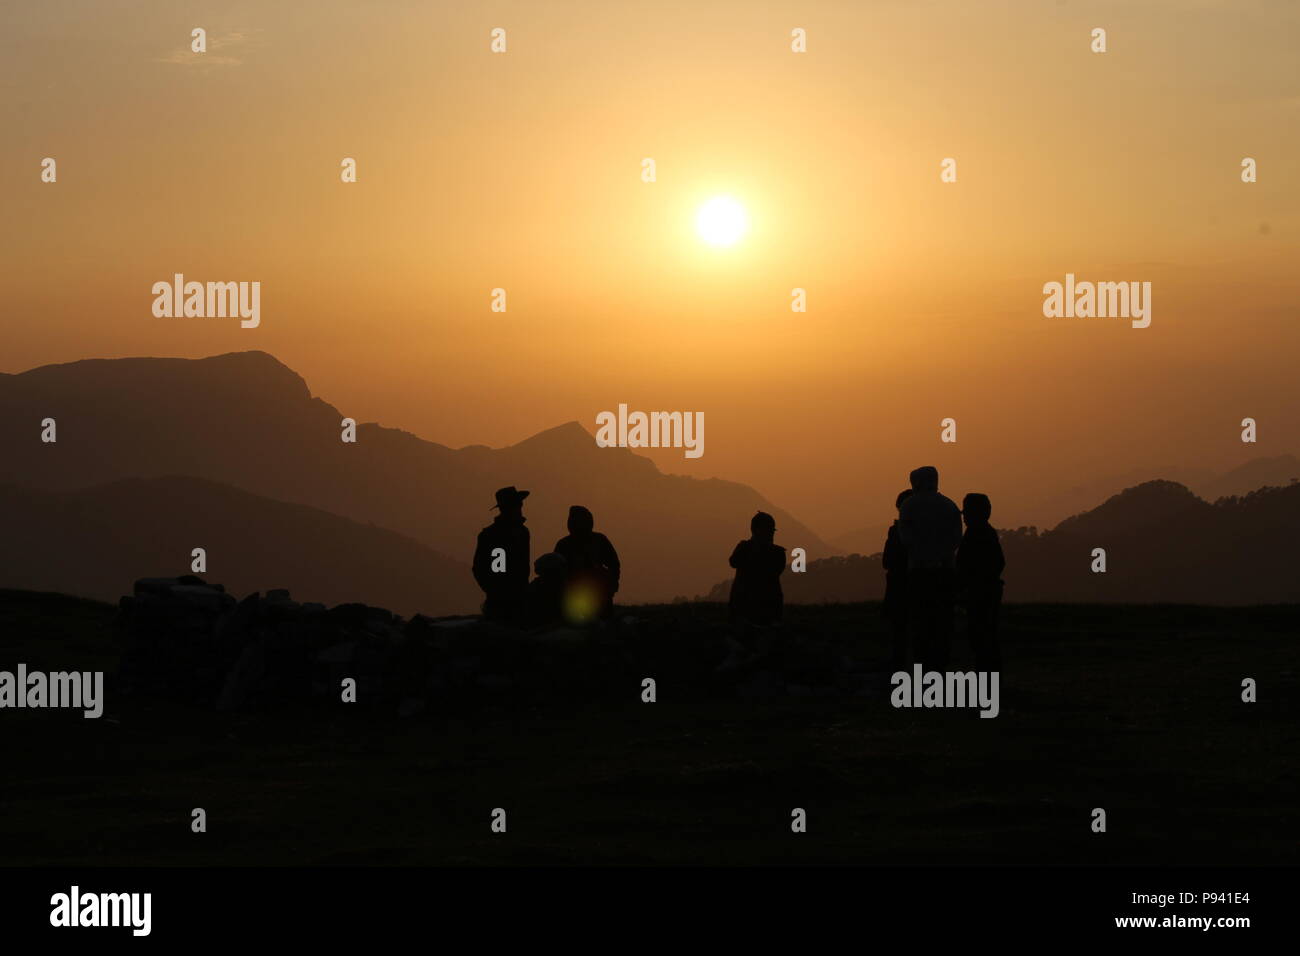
<box><xmin>696</xmin><ymin>196</ymin><xmax>748</xmax><ymax>247</ymax></box>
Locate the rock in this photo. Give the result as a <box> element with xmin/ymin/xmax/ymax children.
<box><xmin>398</xmin><ymin>697</ymin><xmax>426</xmax><ymax>718</ymax></box>
<box><xmin>737</xmin><ymin>670</ymin><xmax>785</xmax><ymax>699</ymax></box>
<box><xmin>450</xmin><ymin>656</ymin><xmax>483</xmax><ymax>679</ymax></box>
<box><xmin>317</xmin><ymin>641</ymin><xmax>359</xmax><ymax>665</ymax></box>
<box><xmin>133</xmin><ymin>577</ymin><xmax>181</xmax><ymax>598</ymax></box>
<box><xmin>217</xmin><ymin>642</ymin><xmax>268</xmax><ymax>712</ymax></box>
<box><xmin>329</xmin><ymin>602</ymin><xmax>394</xmax><ymax>629</ymax></box>
<box><xmin>169</xmin><ymin>585</ymin><xmax>235</xmax><ymax>613</ymax></box>
<box><xmin>430</xmin><ymin>617</ymin><xmax>478</xmax><ymax>631</ymax></box>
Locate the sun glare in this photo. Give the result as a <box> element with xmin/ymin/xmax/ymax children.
<box><xmin>696</xmin><ymin>196</ymin><xmax>748</xmax><ymax>247</ymax></box>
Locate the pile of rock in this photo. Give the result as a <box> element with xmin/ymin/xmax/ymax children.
<box><xmin>115</xmin><ymin>577</ymin><xmax>643</xmax><ymax>714</ymax></box>
<box><xmin>115</xmin><ymin>577</ymin><xmax>872</xmax><ymax>713</ymax></box>
<box><xmin>117</xmin><ymin>576</ymin><xmax>238</xmax><ymax>703</ymax></box>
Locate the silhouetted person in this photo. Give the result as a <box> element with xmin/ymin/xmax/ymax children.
<box><xmin>472</xmin><ymin>486</ymin><xmax>530</xmax><ymax>625</ymax></box>
<box><xmin>882</xmin><ymin>489</ymin><xmax>914</xmax><ymax>671</ymax></box>
<box><xmin>957</xmin><ymin>492</ymin><xmax>1005</xmax><ymax>671</ymax></box>
<box><xmin>554</xmin><ymin>505</ymin><xmax>620</xmax><ymax>622</ymax></box>
<box><xmin>898</xmin><ymin>466</ymin><xmax>962</xmax><ymax>671</ymax></box>
<box><xmin>728</xmin><ymin>511</ymin><xmax>786</xmax><ymax>627</ymax></box>
<box><xmin>526</xmin><ymin>551</ymin><xmax>568</xmax><ymax>628</ymax></box>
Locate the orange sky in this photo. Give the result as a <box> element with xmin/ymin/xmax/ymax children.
<box><xmin>3</xmin><ymin>0</ymin><xmax>1298</xmax><ymax>539</ymax></box>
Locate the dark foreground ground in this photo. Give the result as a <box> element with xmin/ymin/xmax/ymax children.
<box><xmin>0</xmin><ymin>590</ymin><xmax>1296</xmax><ymax>866</ymax></box>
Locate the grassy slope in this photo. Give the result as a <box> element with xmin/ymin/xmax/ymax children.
<box><xmin>0</xmin><ymin>591</ymin><xmax>1296</xmax><ymax>865</ymax></box>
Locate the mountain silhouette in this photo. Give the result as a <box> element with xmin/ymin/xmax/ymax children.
<box><xmin>0</xmin><ymin>351</ymin><xmax>831</xmax><ymax>603</ymax></box>
<box><xmin>1197</xmin><ymin>454</ymin><xmax>1300</xmax><ymax>502</ymax></box>
<box><xmin>705</xmin><ymin>480</ymin><xmax>1300</xmax><ymax>605</ymax></box>
<box><xmin>828</xmin><ymin>523</ymin><xmax>891</xmax><ymax>556</ymax></box>
<box><xmin>0</xmin><ymin>476</ymin><xmax>474</xmax><ymax>616</ymax></box>
<box><xmin>1005</xmin><ymin>456</ymin><xmax>1300</xmax><ymax>532</ymax></box>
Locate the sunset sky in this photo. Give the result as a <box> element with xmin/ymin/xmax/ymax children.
<box><xmin>3</xmin><ymin>0</ymin><xmax>1298</xmax><ymax>540</ymax></box>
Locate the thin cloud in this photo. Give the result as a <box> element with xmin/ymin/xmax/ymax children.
<box><xmin>156</xmin><ymin>29</ymin><xmax>259</xmax><ymax>68</ymax></box>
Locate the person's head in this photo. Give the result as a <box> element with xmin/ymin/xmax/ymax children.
<box><xmin>492</xmin><ymin>485</ymin><xmax>529</xmax><ymax>517</ymax></box>
<box><xmin>962</xmin><ymin>493</ymin><xmax>992</xmax><ymax>526</ymax></box>
<box><xmin>567</xmin><ymin>505</ymin><xmax>594</xmax><ymax>535</ymax></box>
<box><xmin>895</xmin><ymin>489</ymin><xmax>913</xmax><ymax>512</ymax></box>
<box><xmin>909</xmin><ymin>466</ymin><xmax>939</xmax><ymax>492</ymax></box>
<box><xmin>750</xmin><ymin>511</ymin><xmax>776</xmax><ymax>540</ymax></box>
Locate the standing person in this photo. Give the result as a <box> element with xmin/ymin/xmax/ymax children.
<box><xmin>898</xmin><ymin>466</ymin><xmax>962</xmax><ymax>671</ymax></box>
<box><xmin>472</xmin><ymin>486</ymin><xmax>531</xmax><ymax>625</ymax></box>
<box><xmin>554</xmin><ymin>505</ymin><xmax>621</xmax><ymax>622</ymax></box>
<box><xmin>882</xmin><ymin>489</ymin><xmax>914</xmax><ymax>672</ymax></box>
<box><xmin>956</xmin><ymin>493</ymin><xmax>1005</xmax><ymax>671</ymax></box>
<box><xmin>728</xmin><ymin>511</ymin><xmax>786</xmax><ymax>627</ymax></box>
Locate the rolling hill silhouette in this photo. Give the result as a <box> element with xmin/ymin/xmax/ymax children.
<box><xmin>0</xmin><ymin>351</ymin><xmax>831</xmax><ymax>604</ymax></box>
<box><xmin>1197</xmin><ymin>454</ymin><xmax>1300</xmax><ymax>502</ymax></box>
<box><xmin>705</xmin><ymin>480</ymin><xmax>1300</xmax><ymax>605</ymax></box>
<box><xmin>0</xmin><ymin>476</ymin><xmax>474</xmax><ymax>616</ymax></box>
<box><xmin>1008</xmin><ymin>455</ymin><xmax>1300</xmax><ymax>532</ymax></box>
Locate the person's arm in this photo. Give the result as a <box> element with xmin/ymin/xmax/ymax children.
<box><xmin>472</xmin><ymin>533</ymin><xmax>491</xmax><ymax>590</ymax></box>
<box><xmin>992</xmin><ymin>529</ymin><xmax>1005</xmax><ymax>578</ymax></box>
<box><xmin>505</xmin><ymin>527</ymin><xmax>528</xmax><ymax>584</ymax></box>
<box><xmin>729</xmin><ymin>541</ymin><xmax>746</xmax><ymax>569</ymax></box>
<box><xmin>603</xmin><ymin>535</ymin><xmax>621</xmax><ymax>592</ymax></box>
<box><xmin>898</xmin><ymin>504</ymin><xmax>916</xmax><ymax>552</ymax></box>
<box><xmin>883</xmin><ymin>526</ymin><xmax>902</xmax><ymax>571</ymax></box>
<box><xmin>948</xmin><ymin>506</ymin><xmax>964</xmax><ymax>554</ymax></box>
<box><xmin>772</xmin><ymin>546</ymin><xmax>787</xmax><ymax>576</ymax></box>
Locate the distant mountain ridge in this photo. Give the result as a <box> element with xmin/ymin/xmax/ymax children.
<box><xmin>0</xmin><ymin>476</ymin><xmax>474</xmax><ymax>617</ymax></box>
<box><xmin>1198</xmin><ymin>455</ymin><xmax>1300</xmax><ymax>502</ymax></box>
<box><xmin>5</xmin><ymin>352</ymin><xmax>1295</xmax><ymax>609</ymax></box>
<box><xmin>705</xmin><ymin>480</ymin><xmax>1300</xmax><ymax>605</ymax></box>
<box><xmin>1001</xmin><ymin>455</ymin><xmax>1300</xmax><ymax>534</ymax></box>
<box><xmin>0</xmin><ymin>351</ymin><xmax>830</xmax><ymax>604</ymax></box>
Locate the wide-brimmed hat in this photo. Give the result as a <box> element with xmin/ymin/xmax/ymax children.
<box><xmin>491</xmin><ymin>486</ymin><xmax>530</xmax><ymax>510</ymax></box>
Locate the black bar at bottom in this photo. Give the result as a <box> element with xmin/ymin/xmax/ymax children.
<box><xmin>0</xmin><ymin>864</ymin><xmax>1283</xmax><ymax>942</ymax></box>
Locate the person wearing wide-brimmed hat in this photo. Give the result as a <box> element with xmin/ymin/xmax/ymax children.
<box><xmin>472</xmin><ymin>486</ymin><xmax>531</xmax><ymax>624</ymax></box>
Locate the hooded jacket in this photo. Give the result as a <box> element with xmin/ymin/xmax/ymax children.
<box><xmin>898</xmin><ymin>467</ymin><xmax>962</xmax><ymax>570</ymax></box>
